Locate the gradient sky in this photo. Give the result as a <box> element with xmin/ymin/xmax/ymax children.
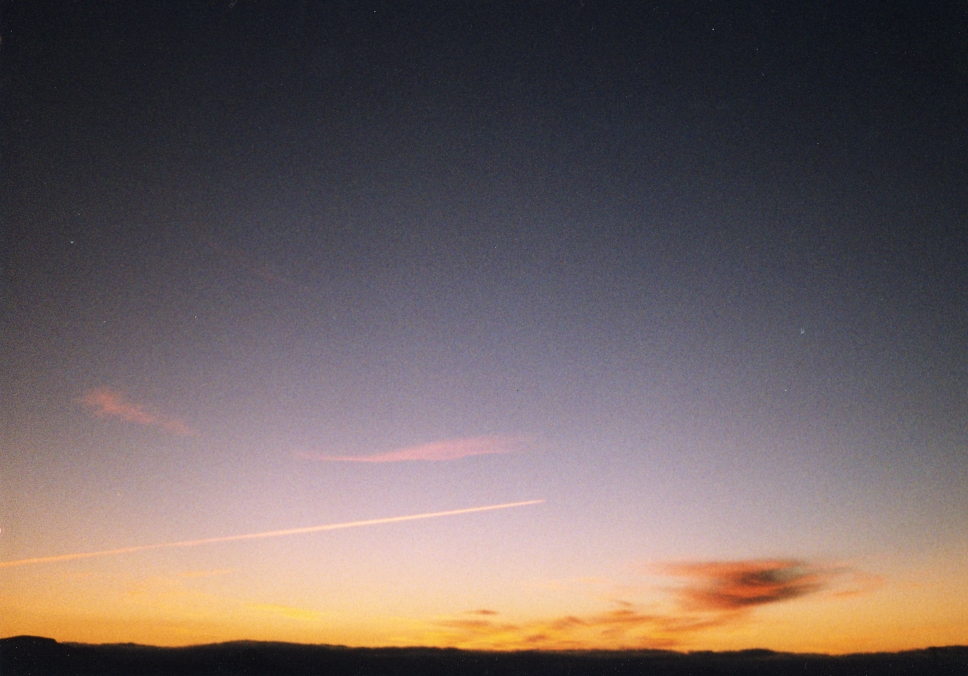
<box><xmin>1</xmin><ymin>0</ymin><xmax>966</xmax><ymax>653</ymax></box>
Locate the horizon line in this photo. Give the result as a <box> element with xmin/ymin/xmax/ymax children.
<box><xmin>1</xmin><ymin>635</ymin><xmax>966</xmax><ymax>657</ymax></box>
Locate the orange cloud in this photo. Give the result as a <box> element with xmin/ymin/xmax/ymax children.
<box><xmin>654</xmin><ymin>560</ymin><xmax>831</xmax><ymax>611</ymax></box>
<box><xmin>78</xmin><ymin>388</ymin><xmax>193</xmax><ymax>435</ymax></box>
<box><xmin>432</xmin><ymin>605</ymin><xmax>731</xmax><ymax>651</ymax></box>
<box><xmin>829</xmin><ymin>569</ymin><xmax>886</xmax><ymax>598</ymax></box>
<box><xmin>432</xmin><ymin>560</ymin><xmax>854</xmax><ymax>651</ymax></box>
<box><xmin>298</xmin><ymin>436</ymin><xmax>522</xmax><ymax>463</ymax></box>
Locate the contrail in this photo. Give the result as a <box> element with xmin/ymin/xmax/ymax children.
<box><xmin>0</xmin><ymin>500</ymin><xmax>545</xmax><ymax>569</ymax></box>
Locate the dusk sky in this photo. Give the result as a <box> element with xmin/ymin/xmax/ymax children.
<box><xmin>1</xmin><ymin>0</ymin><xmax>966</xmax><ymax>653</ymax></box>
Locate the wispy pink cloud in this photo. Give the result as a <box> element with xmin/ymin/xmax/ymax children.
<box><xmin>298</xmin><ymin>436</ymin><xmax>522</xmax><ymax>463</ymax></box>
<box><xmin>78</xmin><ymin>387</ymin><xmax>194</xmax><ymax>435</ymax></box>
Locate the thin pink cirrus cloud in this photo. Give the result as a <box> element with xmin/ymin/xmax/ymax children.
<box><xmin>78</xmin><ymin>387</ymin><xmax>194</xmax><ymax>436</ymax></box>
<box><xmin>298</xmin><ymin>436</ymin><xmax>524</xmax><ymax>463</ymax></box>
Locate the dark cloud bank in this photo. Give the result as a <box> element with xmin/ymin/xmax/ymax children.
<box><xmin>2</xmin><ymin>637</ymin><xmax>967</xmax><ymax>676</ymax></box>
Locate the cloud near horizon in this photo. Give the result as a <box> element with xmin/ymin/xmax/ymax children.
<box><xmin>298</xmin><ymin>436</ymin><xmax>522</xmax><ymax>463</ymax></box>
<box><xmin>79</xmin><ymin>388</ymin><xmax>194</xmax><ymax>435</ymax></box>
<box><xmin>653</xmin><ymin>559</ymin><xmax>831</xmax><ymax>611</ymax></box>
<box><xmin>431</xmin><ymin>606</ymin><xmax>731</xmax><ymax>651</ymax></box>
<box><xmin>430</xmin><ymin>559</ymin><xmax>847</xmax><ymax>650</ymax></box>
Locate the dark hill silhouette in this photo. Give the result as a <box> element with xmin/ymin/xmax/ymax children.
<box><xmin>2</xmin><ymin>636</ymin><xmax>967</xmax><ymax>675</ymax></box>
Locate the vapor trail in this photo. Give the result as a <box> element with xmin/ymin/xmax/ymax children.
<box><xmin>0</xmin><ymin>500</ymin><xmax>545</xmax><ymax>568</ymax></box>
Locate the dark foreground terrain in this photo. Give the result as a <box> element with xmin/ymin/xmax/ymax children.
<box><xmin>2</xmin><ymin>636</ymin><xmax>966</xmax><ymax>676</ymax></box>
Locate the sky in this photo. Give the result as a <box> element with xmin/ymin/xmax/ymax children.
<box><xmin>1</xmin><ymin>0</ymin><xmax>966</xmax><ymax>654</ymax></box>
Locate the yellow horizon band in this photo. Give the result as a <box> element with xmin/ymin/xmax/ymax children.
<box><xmin>0</xmin><ymin>500</ymin><xmax>545</xmax><ymax>568</ymax></box>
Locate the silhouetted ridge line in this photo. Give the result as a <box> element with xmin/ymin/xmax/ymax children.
<box><xmin>2</xmin><ymin>637</ymin><xmax>967</xmax><ymax>676</ymax></box>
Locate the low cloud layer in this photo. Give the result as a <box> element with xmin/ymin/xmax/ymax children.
<box><xmin>79</xmin><ymin>388</ymin><xmax>193</xmax><ymax>435</ymax></box>
<box><xmin>432</xmin><ymin>606</ymin><xmax>730</xmax><ymax>651</ymax></box>
<box><xmin>432</xmin><ymin>559</ymin><xmax>851</xmax><ymax>650</ymax></box>
<box><xmin>299</xmin><ymin>436</ymin><xmax>521</xmax><ymax>463</ymax></box>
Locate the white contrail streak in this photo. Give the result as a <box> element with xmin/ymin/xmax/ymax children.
<box><xmin>0</xmin><ymin>500</ymin><xmax>545</xmax><ymax>569</ymax></box>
